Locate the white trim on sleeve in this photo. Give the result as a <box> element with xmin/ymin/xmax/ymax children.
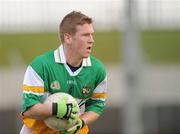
<box><xmin>23</xmin><ymin>66</ymin><xmax>44</xmax><ymax>87</ymax></box>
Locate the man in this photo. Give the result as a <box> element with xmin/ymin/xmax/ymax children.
<box><xmin>20</xmin><ymin>11</ymin><xmax>107</xmax><ymax>134</ymax></box>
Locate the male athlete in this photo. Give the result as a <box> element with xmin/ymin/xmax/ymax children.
<box><xmin>20</xmin><ymin>11</ymin><xmax>107</xmax><ymax>134</ymax></box>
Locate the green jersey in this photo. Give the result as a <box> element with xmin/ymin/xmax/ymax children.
<box><xmin>22</xmin><ymin>45</ymin><xmax>107</xmax><ymax>116</ymax></box>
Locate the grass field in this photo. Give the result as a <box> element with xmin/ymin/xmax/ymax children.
<box><xmin>0</xmin><ymin>30</ymin><xmax>180</xmax><ymax>66</ymax></box>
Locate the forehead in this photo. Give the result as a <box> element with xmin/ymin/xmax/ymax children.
<box><xmin>75</xmin><ymin>23</ymin><xmax>94</xmax><ymax>33</ymax></box>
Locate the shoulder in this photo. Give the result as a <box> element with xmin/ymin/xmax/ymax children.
<box><xmin>29</xmin><ymin>50</ymin><xmax>55</xmax><ymax>75</ymax></box>
<box><xmin>90</xmin><ymin>55</ymin><xmax>106</xmax><ymax>81</ymax></box>
<box><xmin>90</xmin><ymin>55</ymin><xmax>106</xmax><ymax>71</ymax></box>
<box><xmin>31</xmin><ymin>50</ymin><xmax>54</xmax><ymax>66</ymax></box>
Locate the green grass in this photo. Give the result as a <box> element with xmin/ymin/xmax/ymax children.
<box><xmin>0</xmin><ymin>30</ymin><xmax>180</xmax><ymax>66</ymax></box>
<box><xmin>0</xmin><ymin>31</ymin><xmax>120</xmax><ymax>66</ymax></box>
<box><xmin>141</xmin><ymin>30</ymin><xmax>180</xmax><ymax>64</ymax></box>
<box><xmin>0</xmin><ymin>33</ymin><xmax>59</xmax><ymax>66</ymax></box>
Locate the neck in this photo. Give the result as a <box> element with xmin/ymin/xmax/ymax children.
<box><xmin>63</xmin><ymin>45</ymin><xmax>83</xmax><ymax>67</ymax></box>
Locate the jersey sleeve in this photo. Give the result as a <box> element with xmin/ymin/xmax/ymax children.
<box><xmin>85</xmin><ymin>64</ymin><xmax>107</xmax><ymax>115</ymax></box>
<box><xmin>21</xmin><ymin>65</ymin><xmax>45</xmax><ymax>113</ymax></box>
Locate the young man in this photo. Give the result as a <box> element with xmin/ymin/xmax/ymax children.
<box><xmin>20</xmin><ymin>11</ymin><xmax>107</xmax><ymax>134</ymax></box>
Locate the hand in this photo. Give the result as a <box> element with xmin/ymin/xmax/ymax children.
<box><xmin>60</xmin><ymin>118</ymin><xmax>85</xmax><ymax>134</ymax></box>
<box><xmin>52</xmin><ymin>96</ymin><xmax>79</xmax><ymax>123</ymax></box>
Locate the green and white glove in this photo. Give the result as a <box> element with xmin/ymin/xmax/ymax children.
<box><xmin>60</xmin><ymin>118</ymin><xmax>85</xmax><ymax>134</ymax></box>
<box><xmin>52</xmin><ymin>96</ymin><xmax>79</xmax><ymax>123</ymax></box>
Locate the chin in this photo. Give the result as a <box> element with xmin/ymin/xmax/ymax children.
<box><xmin>83</xmin><ymin>56</ymin><xmax>88</xmax><ymax>59</ymax></box>
<box><xmin>83</xmin><ymin>54</ymin><xmax>90</xmax><ymax>58</ymax></box>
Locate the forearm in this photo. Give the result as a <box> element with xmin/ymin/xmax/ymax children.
<box><xmin>23</xmin><ymin>103</ymin><xmax>52</xmax><ymax>120</ymax></box>
<box><xmin>81</xmin><ymin>111</ymin><xmax>100</xmax><ymax>125</ymax></box>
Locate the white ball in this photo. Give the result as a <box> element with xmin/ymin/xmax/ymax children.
<box><xmin>43</xmin><ymin>92</ymin><xmax>79</xmax><ymax>131</ymax></box>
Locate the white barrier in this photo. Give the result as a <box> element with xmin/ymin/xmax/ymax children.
<box><xmin>0</xmin><ymin>64</ymin><xmax>180</xmax><ymax>110</ymax></box>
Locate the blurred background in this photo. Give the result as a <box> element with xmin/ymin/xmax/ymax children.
<box><xmin>0</xmin><ymin>0</ymin><xmax>180</xmax><ymax>134</ymax></box>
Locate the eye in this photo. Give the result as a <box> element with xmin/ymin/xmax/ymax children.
<box><xmin>82</xmin><ymin>33</ymin><xmax>89</xmax><ymax>36</ymax></box>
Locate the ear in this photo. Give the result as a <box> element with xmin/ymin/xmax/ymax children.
<box><xmin>64</xmin><ymin>33</ymin><xmax>72</xmax><ymax>44</ymax></box>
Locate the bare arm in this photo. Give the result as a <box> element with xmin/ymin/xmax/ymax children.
<box><xmin>81</xmin><ymin>111</ymin><xmax>100</xmax><ymax>125</ymax></box>
<box><xmin>23</xmin><ymin>103</ymin><xmax>52</xmax><ymax>120</ymax></box>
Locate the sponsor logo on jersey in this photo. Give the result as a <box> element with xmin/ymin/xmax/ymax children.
<box><xmin>82</xmin><ymin>86</ymin><xmax>91</xmax><ymax>95</ymax></box>
<box><xmin>51</xmin><ymin>81</ymin><xmax>60</xmax><ymax>90</ymax></box>
<box><xmin>67</xmin><ymin>80</ymin><xmax>77</xmax><ymax>85</ymax></box>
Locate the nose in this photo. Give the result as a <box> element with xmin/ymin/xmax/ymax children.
<box><xmin>89</xmin><ymin>34</ymin><xmax>94</xmax><ymax>43</ymax></box>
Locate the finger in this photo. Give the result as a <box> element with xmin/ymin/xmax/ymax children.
<box><xmin>72</xmin><ymin>107</ymin><xmax>79</xmax><ymax>113</ymax></box>
<box><xmin>77</xmin><ymin>118</ymin><xmax>81</xmax><ymax>123</ymax></box>
<box><xmin>73</xmin><ymin>103</ymin><xmax>78</xmax><ymax>107</ymax></box>
<box><xmin>70</xmin><ymin>113</ymin><xmax>78</xmax><ymax>120</ymax></box>
<box><xmin>67</xmin><ymin>118</ymin><xmax>73</xmax><ymax>124</ymax></box>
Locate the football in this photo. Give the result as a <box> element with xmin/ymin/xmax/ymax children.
<box><xmin>43</xmin><ymin>92</ymin><xmax>79</xmax><ymax>131</ymax></box>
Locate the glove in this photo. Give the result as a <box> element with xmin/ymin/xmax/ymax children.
<box><xmin>60</xmin><ymin>118</ymin><xmax>85</xmax><ymax>134</ymax></box>
<box><xmin>52</xmin><ymin>96</ymin><xmax>79</xmax><ymax>123</ymax></box>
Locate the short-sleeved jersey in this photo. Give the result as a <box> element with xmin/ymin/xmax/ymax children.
<box><xmin>21</xmin><ymin>45</ymin><xmax>107</xmax><ymax>134</ymax></box>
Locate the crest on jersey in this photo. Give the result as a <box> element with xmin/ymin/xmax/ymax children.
<box><xmin>51</xmin><ymin>81</ymin><xmax>60</xmax><ymax>90</ymax></box>
<box><xmin>82</xmin><ymin>86</ymin><xmax>91</xmax><ymax>95</ymax></box>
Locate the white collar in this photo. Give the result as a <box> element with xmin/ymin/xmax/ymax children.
<box><xmin>54</xmin><ymin>44</ymin><xmax>91</xmax><ymax>67</ymax></box>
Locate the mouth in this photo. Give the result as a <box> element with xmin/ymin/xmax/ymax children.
<box><xmin>86</xmin><ymin>47</ymin><xmax>92</xmax><ymax>52</ymax></box>
<box><xmin>87</xmin><ymin>47</ymin><xmax>91</xmax><ymax>50</ymax></box>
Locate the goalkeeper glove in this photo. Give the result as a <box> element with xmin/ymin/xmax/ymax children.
<box><xmin>52</xmin><ymin>96</ymin><xmax>79</xmax><ymax>123</ymax></box>
<box><xmin>61</xmin><ymin>118</ymin><xmax>85</xmax><ymax>134</ymax></box>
